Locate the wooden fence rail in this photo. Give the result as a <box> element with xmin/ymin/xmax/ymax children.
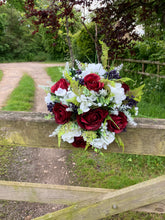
<box><xmin>116</xmin><ymin>58</ymin><xmax>165</xmax><ymax>78</ymax></box>
<box><xmin>0</xmin><ymin>111</ymin><xmax>165</xmax><ymax>219</ymax></box>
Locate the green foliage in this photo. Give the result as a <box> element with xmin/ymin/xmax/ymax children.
<box><xmin>72</xmin><ymin>23</ymin><xmax>97</xmax><ymax>63</ymax></box>
<box><xmin>0</xmin><ymin>70</ymin><xmax>3</xmax><ymax>81</ymax></box>
<box><xmin>119</xmin><ymin>68</ymin><xmax>165</xmax><ymax>118</ymax></box>
<box><xmin>100</xmin><ymin>40</ymin><xmax>109</xmax><ymax>68</ymax></box>
<box><xmin>0</xmin><ymin>5</ymin><xmax>48</xmax><ymax>62</ymax></box>
<box><xmin>40</xmin><ymin>28</ymin><xmax>68</xmax><ymax>61</ymax></box>
<box><xmin>124</xmin><ymin>39</ymin><xmax>165</xmax><ymax>75</ymax></box>
<box><xmin>0</xmin><ymin>4</ymin><xmax>69</xmax><ymax>62</ymax></box>
<box><xmin>119</xmin><ymin>39</ymin><xmax>165</xmax><ymax>119</ymax></box>
<box><xmin>2</xmin><ymin>74</ymin><xmax>35</xmax><ymax>111</ymax></box>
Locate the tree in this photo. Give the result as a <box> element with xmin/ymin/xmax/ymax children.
<box><xmin>0</xmin><ymin>4</ymin><xmax>48</xmax><ymax>62</ymax></box>
<box><xmin>1</xmin><ymin>0</ymin><xmax>164</xmax><ymax>63</ymax></box>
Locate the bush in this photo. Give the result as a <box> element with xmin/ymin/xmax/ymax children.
<box><xmin>122</xmin><ymin>39</ymin><xmax>165</xmax><ymax>75</ymax></box>
<box><xmin>72</xmin><ymin>23</ymin><xmax>97</xmax><ymax>63</ymax></box>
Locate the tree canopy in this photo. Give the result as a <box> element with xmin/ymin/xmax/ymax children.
<box><xmin>1</xmin><ymin>0</ymin><xmax>164</xmax><ymax>62</ymax></box>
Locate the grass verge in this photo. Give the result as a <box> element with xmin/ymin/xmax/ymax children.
<box><xmin>45</xmin><ymin>66</ymin><xmax>64</xmax><ymax>82</ymax></box>
<box><xmin>120</xmin><ymin>71</ymin><xmax>165</xmax><ymax>119</ymax></box>
<box><xmin>68</xmin><ymin>150</ymin><xmax>165</xmax><ymax>219</ymax></box>
<box><xmin>69</xmin><ymin>151</ymin><xmax>165</xmax><ymax>189</ymax></box>
<box><xmin>0</xmin><ymin>70</ymin><xmax>3</xmax><ymax>81</ymax></box>
<box><xmin>2</xmin><ymin>74</ymin><xmax>35</xmax><ymax>111</ymax></box>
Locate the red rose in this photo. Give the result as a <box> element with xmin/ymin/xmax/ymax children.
<box><xmin>122</xmin><ymin>83</ymin><xmax>130</xmax><ymax>94</ymax></box>
<box><xmin>77</xmin><ymin>108</ymin><xmax>109</xmax><ymax>130</ymax></box>
<box><xmin>53</xmin><ymin>103</ymin><xmax>72</xmax><ymax>124</ymax></box>
<box><xmin>84</xmin><ymin>73</ymin><xmax>104</xmax><ymax>92</ymax></box>
<box><xmin>51</xmin><ymin>78</ymin><xmax>70</xmax><ymax>93</ymax></box>
<box><xmin>72</xmin><ymin>136</ymin><xmax>86</xmax><ymax>148</ymax></box>
<box><xmin>107</xmin><ymin>111</ymin><xmax>128</xmax><ymax>134</ymax></box>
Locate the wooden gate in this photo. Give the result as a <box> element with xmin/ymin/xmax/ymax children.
<box><xmin>0</xmin><ymin>111</ymin><xmax>165</xmax><ymax>220</ymax></box>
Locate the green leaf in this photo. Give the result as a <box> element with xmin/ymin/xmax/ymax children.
<box><xmin>115</xmin><ymin>135</ymin><xmax>124</xmax><ymax>152</ymax></box>
<box><xmin>44</xmin><ymin>114</ymin><xmax>53</xmax><ymax>120</ymax></box>
<box><xmin>78</xmin><ymin>108</ymin><xmax>83</xmax><ymax>115</ymax></box>
<box><xmin>66</xmin><ymin>97</ymin><xmax>79</xmax><ymax>106</ymax></box>
<box><xmin>99</xmin><ymin>40</ymin><xmax>109</xmax><ymax>69</ymax></box>
<box><xmin>128</xmin><ymin>84</ymin><xmax>145</xmax><ymax>102</ymax></box>
<box><xmin>83</xmin><ymin>87</ymin><xmax>90</xmax><ymax>96</ymax></box>
<box><xmin>115</xmin><ymin>77</ymin><xmax>134</xmax><ymax>83</ymax></box>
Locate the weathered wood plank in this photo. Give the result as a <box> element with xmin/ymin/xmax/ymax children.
<box><xmin>33</xmin><ymin>175</ymin><xmax>165</xmax><ymax>220</ymax></box>
<box><xmin>0</xmin><ymin>180</ymin><xmax>165</xmax><ymax>215</ymax></box>
<box><xmin>0</xmin><ymin>180</ymin><xmax>114</xmax><ymax>205</ymax></box>
<box><xmin>0</xmin><ymin>111</ymin><xmax>165</xmax><ymax>156</ymax></box>
<box><xmin>116</xmin><ymin>58</ymin><xmax>165</xmax><ymax>66</ymax></box>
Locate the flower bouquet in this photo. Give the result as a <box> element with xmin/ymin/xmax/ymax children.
<box><xmin>45</xmin><ymin>61</ymin><xmax>144</xmax><ymax>153</ymax></box>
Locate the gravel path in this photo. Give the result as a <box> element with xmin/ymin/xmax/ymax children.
<box><xmin>0</xmin><ymin>62</ymin><xmax>74</xmax><ymax>220</ymax></box>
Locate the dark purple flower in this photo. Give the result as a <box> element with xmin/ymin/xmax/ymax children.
<box><xmin>105</xmin><ymin>69</ymin><xmax>121</xmax><ymax>80</ymax></box>
<box><xmin>47</xmin><ymin>102</ymin><xmax>55</xmax><ymax>112</ymax></box>
<box><xmin>126</xmin><ymin>96</ymin><xmax>138</xmax><ymax>107</ymax></box>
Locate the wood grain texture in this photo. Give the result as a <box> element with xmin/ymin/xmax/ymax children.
<box><xmin>0</xmin><ymin>180</ymin><xmax>114</xmax><ymax>205</ymax></box>
<box><xmin>0</xmin><ymin>111</ymin><xmax>165</xmax><ymax>156</ymax></box>
<box><xmin>0</xmin><ymin>179</ymin><xmax>165</xmax><ymax>215</ymax></box>
<box><xmin>33</xmin><ymin>175</ymin><xmax>165</xmax><ymax>220</ymax></box>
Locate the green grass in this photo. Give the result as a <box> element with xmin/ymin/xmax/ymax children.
<box><xmin>46</xmin><ymin>66</ymin><xmax>64</xmax><ymax>82</ymax></box>
<box><xmin>69</xmin><ymin>150</ymin><xmax>165</xmax><ymax>219</ymax></box>
<box><xmin>0</xmin><ymin>144</ymin><xmax>14</xmax><ymax>177</ymax></box>
<box><xmin>0</xmin><ymin>70</ymin><xmax>3</xmax><ymax>81</ymax></box>
<box><xmin>120</xmin><ymin>70</ymin><xmax>165</xmax><ymax>119</ymax></box>
<box><xmin>69</xmin><ymin>151</ymin><xmax>165</xmax><ymax>189</ymax></box>
<box><xmin>2</xmin><ymin>74</ymin><xmax>35</xmax><ymax>111</ymax></box>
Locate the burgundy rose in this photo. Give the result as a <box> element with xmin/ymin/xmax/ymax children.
<box><xmin>122</xmin><ymin>83</ymin><xmax>130</xmax><ymax>94</ymax></box>
<box><xmin>107</xmin><ymin>112</ymin><xmax>128</xmax><ymax>134</ymax></box>
<box><xmin>77</xmin><ymin>108</ymin><xmax>109</xmax><ymax>130</ymax></box>
<box><xmin>72</xmin><ymin>136</ymin><xmax>86</xmax><ymax>148</ymax></box>
<box><xmin>51</xmin><ymin>78</ymin><xmax>70</xmax><ymax>93</ymax></box>
<box><xmin>53</xmin><ymin>103</ymin><xmax>72</xmax><ymax>124</ymax></box>
<box><xmin>84</xmin><ymin>73</ymin><xmax>104</xmax><ymax>92</ymax></box>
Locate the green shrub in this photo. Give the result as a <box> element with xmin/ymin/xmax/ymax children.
<box><xmin>123</xmin><ymin>39</ymin><xmax>165</xmax><ymax>75</ymax></box>
<box><xmin>72</xmin><ymin>23</ymin><xmax>97</xmax><ymax>63</ymax></box>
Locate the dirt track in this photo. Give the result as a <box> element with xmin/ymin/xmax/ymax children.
<box><xmin>0</xmin><ymin>62</ymin><xmax>73</xmax><ymax>220</ymax></box>
<box><xmin>0</xmin><ymin>62</ymin><xmax>64</xmax><ymax>111</ymax></box>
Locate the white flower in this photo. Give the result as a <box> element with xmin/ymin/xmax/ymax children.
<box><xmin>60</xmin><ymin>91</ymin><xmax>76</xmax><ymax>105</ymax></box>
<box><xmin>90</xmin><ymin>125</ymin><xmax>115</xmax><ymax>150</ymax></box>
<box><xmin>123</xmin><ymin>110</ymin><xmax>137</xmax><ymax>126</ymax></box>
<box><xmin>79</xmin><ymin>101</ymin><xmax>91</xmax><ymax>112</ymax></box>
<box><xmin>99</xmin><ymin>89</ymin><xmax>108</xmax><ymax>96</ymax></box>
<box><xmin>77</xmin><ymin>94</ymin><xmax>93</xmax><ymax>112</ymax></box>
<box><xmin>109</xmin><ymin>83</ymin><xmax>126</xmax><ymax>106</ymax></box>
<box><xmin>75</xmin><ymin>59</ymin><xmax>83</xmax><ymax>70</ymax></box>
<box><xmin>61</xmin><ymin>128</ymin><xmax>81</xmax><ymax>143</ymax></box>
<box><xmin>135</xmin><ymin>107</ymin><xmax>138</xmax><ymax>116</ymax></box>
<box><xmin>49</xmin><ymin>125</ymin><xmax>62</xmax><ymax>137</ymax></box>
<box><xmin>114</xmin><ymin>64</ymin><xmax>123</xmax><ymax>73</ymax></box>
<box><xmin>111</xmin><ymin>108</ymin><xmax>119</xmax><ymax>115</ymax></box>
<box><xmin>55</xmin><ymin>88</ymin><xmax>67</xmax><ymax>96</ymax></box>
<box><xmin>81</xmin><ymin>63</ymin><xmax>106</xmax><ymax>78</ymax></box>
<box><xmin>45</xmin><ymin>93</ymin><xmax>52</xmax><ymax>104</ymax></box>
<box><xmin>63</xmin><ymin>62</ymin><xmax>70</xmax><ymax>77</ymax></box>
